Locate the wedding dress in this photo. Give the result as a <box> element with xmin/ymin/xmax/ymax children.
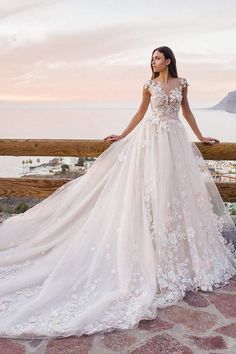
<box><xmin>0</xmin><ymin>77</ymin><xmax>236</xmax><ymax>339</ymax></box>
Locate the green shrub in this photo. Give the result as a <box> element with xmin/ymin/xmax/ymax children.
<box><xmin>14</xmin><ymin>202</ymin><xmax>29</xmax><ymax>214</ymax></box>
<box><xmin>4</xmin><ymin>207</ymin><xmax>15</xmax><ymax>214</ymax></box>
<box><xmin>231</xmin><ymin>208</ymin><xmax>236</xmax><ymax>215</ymax></box>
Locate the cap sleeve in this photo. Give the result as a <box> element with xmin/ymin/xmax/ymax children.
<box><xmin>143</xmin><ymin>79</ymin><xmax>152</xmax><ymax>90</ymax></box>
<box><xmin>180</xmin><ymin>78</ymin><xmax>189</xmax><ymax>88</ymax></box>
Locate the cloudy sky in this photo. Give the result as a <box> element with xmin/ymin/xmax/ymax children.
<box><xmin>0</xmin><ymin>0</ymin><xmax>235</xmax><ymax>104</ymax></box>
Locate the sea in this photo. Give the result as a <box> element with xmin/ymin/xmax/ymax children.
<box><xmin>0</xmin><ymin>100</ymin><xmax>236</xmax><ymax>177</ymax></box>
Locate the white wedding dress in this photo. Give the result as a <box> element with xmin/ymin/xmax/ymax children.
<box><xmin>0</xmin><ymin>77</ymin><xmax>236</xmax><ymax>339</ymax></box>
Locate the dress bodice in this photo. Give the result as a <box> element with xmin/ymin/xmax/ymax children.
<box><xmin>143</xmin><ymin>77</ymin><xmax>189</xmax><ymax>119</ymax></box>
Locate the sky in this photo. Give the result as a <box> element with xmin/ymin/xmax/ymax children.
<box><xmin>0</xmin><ymin>0</ymin><xmax>236</xmax><ymax>104</ymax></box>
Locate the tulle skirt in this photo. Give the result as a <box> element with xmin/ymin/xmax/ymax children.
<box><xmin>0</xmin><ymin>113</ymin><xmax>236</xmax><ymax>338</ymax></box>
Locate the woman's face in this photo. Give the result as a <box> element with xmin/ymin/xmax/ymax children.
<box><xmin>151</xmin><ymin>50</ymin><xmax>169</xmax><ymax>73</ymax></box>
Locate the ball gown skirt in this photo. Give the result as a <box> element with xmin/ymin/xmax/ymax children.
<box><xmin>0</xmin><ymin>77</ymin><xmax>236</xmax><ymax>338</ymax></box>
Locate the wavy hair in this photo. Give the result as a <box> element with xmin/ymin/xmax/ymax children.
<box><xmin>150</xmin><ymin>46</ymin><xmax>178</xmax><ymax>79</ymax></box>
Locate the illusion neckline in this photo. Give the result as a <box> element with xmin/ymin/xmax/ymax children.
<box><xmin>151</xmin><ymin>78</ymin><xmax>182</xmax><ymax>97</ymax></box>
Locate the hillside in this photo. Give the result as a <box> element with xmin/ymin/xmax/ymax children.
<box><xmin>210</xmin><ymin>91</ymin><xmax>236</xmax><ymax>113</ymax></box>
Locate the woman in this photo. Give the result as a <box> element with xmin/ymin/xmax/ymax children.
<box><xmin>0</xmin><ymin>46</ymin><xmax>235</xmax><ymax>339</ymax></box>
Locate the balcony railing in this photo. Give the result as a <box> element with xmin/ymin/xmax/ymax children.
<box><xmin>0</xmin><ymin>139</ymin><xmax>236</xmax><ymax>201</ymax></box>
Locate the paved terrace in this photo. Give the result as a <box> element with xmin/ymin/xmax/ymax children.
<box><xmin>0</xmin><ymin>274</ymin><xmax>236</xmax><ymax>354</ymax></box>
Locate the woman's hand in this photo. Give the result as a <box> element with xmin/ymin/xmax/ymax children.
<box><xmin>198</xmin><ymin>136</ymin><xmax>220</xmax><ymax>145</ymax></box>
<box><xmin>103</xmin><ymin>134</ymin><xmax>124</xmax><ymax>141</ymax></box>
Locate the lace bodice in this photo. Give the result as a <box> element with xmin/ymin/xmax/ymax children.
<box><xmin>144</xmin><ymin>77</ymin><xmax>189</xmax><ymax>119</ymax></box>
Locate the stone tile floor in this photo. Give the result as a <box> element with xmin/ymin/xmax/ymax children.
<box><xmin>0</xmin><ymin>275</ymin><xmax>236</xmax><ymax>354</ymax></box>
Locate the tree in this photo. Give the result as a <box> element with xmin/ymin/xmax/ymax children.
<box><xmin>76</xmin><ymin>157</ymin><xmax>86</xmax><ymax>167</ymax></box>
<box><xmin>36</xmin><ymin>158</ymin><xmax>40</xmax><ymax>174</ymax></box>
<box><xmin>61</xmin><ymin>164</ymin><xmax>70</xmax><ymax>172</ymax></box>
<box><xmin>29</xmin><ymin>159</ymin><xmax>32</xmax><ymax>173</ymax></box>
<box><xmin>22</xmin><ymin>160</ymin><xmax>25</xmax><ymax>174</ymax></box>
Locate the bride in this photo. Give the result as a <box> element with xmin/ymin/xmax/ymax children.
<box><xmin>0</xmin><ymin>45</ymin><xmax>236</xmax><ymax>339</ymax></box>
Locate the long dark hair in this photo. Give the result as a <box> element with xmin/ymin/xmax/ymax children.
<box><xmin>150</xmin><ymin>46</ymin><xmax>178</xmax><ymax>79</ymax></box>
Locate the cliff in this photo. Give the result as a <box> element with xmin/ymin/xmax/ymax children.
<box><xmin>210</xmin><ymin>91</ymin><xmax>236</xmax><ymax>113</ymax></box>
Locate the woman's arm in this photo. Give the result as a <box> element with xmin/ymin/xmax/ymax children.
<box><xmin>104</xmin><ymin>85</ymin><xmax>150</xmax><ymax>141</ymax></box>
<box><xmin>181</xmin><ymin>85</ymin><xmax>219</xmax><ymax>145</ymax></box>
